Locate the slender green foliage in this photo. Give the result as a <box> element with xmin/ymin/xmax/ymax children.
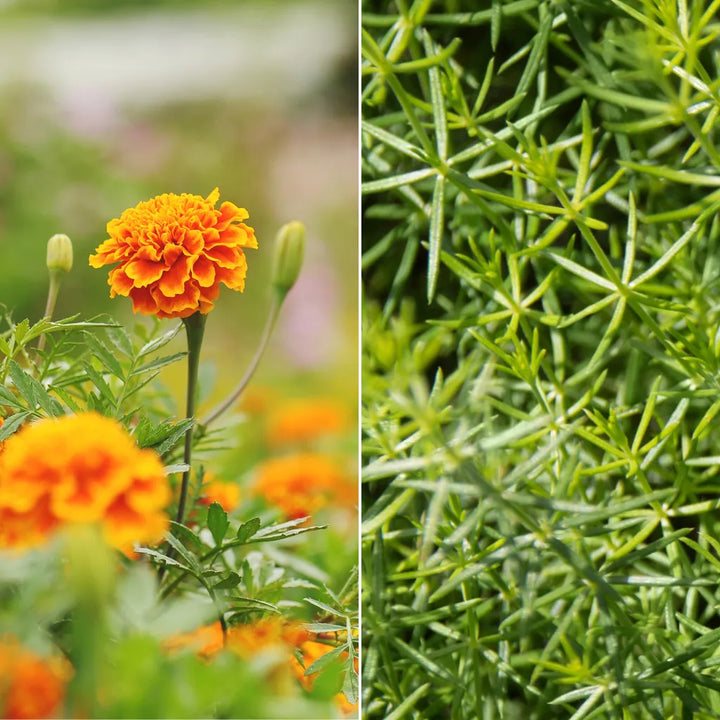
<box><xmin>363</xmin><ymin>1</ymin><xmax>720</xmax><ymax>718</ymax></box>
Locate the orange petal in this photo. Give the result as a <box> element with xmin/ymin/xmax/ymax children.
<box><xmin>109</xmin><ymin>267</ymin><xmax>134</xmax><ymax>296</ymax></box>
<box><xmin>125</xmin><ymin>259</ymin><xmax>166</xmax><ymax>287</ymax></box>
<box><xmin>158</xmin><ymin>256</ymin><xmax>191</xmax><ymax>297</ymax></box>
<box><xmin>192</xmin><ymin>255</ymin><xmax>216</xmax><ymax>287</ymax></box>
<box><xmin>128</xmin><ymin>286</ymin><xmax>159</xmax><ymax>314</ymax></box>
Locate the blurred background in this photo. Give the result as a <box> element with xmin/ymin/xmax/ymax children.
<box><xmin>0</xmin><ymin>0</ymin><xmax>358</xmax><ymax>417</ymax></box>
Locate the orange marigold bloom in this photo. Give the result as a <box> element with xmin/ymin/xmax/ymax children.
<box><xmin>0</xmin><ymin>637</ymin><xmax>72</xmax><ymax>719</ymax></box>
<box><xmin>89</xmin><ymin>188</ymin><xmax>257</xmax><ymax>319</ymax></box>
<box><xmin>266</xmin><ymin>398</ymin><xmax>350</xmax><ymax>447</ymax></box>
<box><xmin>164</xmin><ymin>618</ymin><xmax>309</xmax><ymax>662</ymax></box>
<box><xmin>0</xmin><ymin>413</ymin><xmax>170</xmax><ymax>550</ymax></box>
<box><xmin>291</xmin><ymin>640</ymin><xmax>358</xmax><ymax>717</ymax></box>
<box><xmin>197</xmin><ymin>477</ymin><xmax>241</xmax><ymax>513</ymax></box>
<box><xmin>254</xmin><ymin>453</ymin><xmax>355</xmax><ymax>520</ymax></box>
<box><xmin>164</xmin><ymin>620</ymin><xmax>356</xmax><ymax>713</ymax></box>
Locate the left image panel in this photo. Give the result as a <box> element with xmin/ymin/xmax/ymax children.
<box><xmin>0</xmin><ymin>1</ymin><xmax>358</xmax><ymax>718</ymax></box>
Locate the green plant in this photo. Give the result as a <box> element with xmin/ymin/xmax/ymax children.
<box><xmin>362</xmin><ymin>1</ymin><xmax>720</xmax><ymax>718</ymax></box>
<box><xmin>0</xmin><ymin>222</ymin><xmax>358</xmax><ymax>717</ymax></box>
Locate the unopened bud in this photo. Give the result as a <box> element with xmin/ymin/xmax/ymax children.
<box><xmin>271</xmin><ymin>221</ymin><xmax>305</xmax><ymax>296</ymax></box>
<box><xmin>46</xmin><ymin>234</ymin><xmax>73</xmax><ymax>275</ymax></box>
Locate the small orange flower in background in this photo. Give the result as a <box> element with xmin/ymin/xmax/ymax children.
<box><xmin>164</xmin><ymin>617</ymin><xmax>308</xmax><ymax>662</ymax></box>
<box><xmin>254</xmin><ymin>453</ymin><xmax>355</xmax><ymax>520</ymax></box>
<box><xmin>0</xmin><ymin>637</ymin><xmax>72</xmax><ymax>719</ymax></box>
<box><xmin>0</xmin><ymin>412</ymin><xmax>170</xmax><ymax>551</ymax></box>
<box><xmin>291</xmin><ymin>640</ymin><xmax>359</xmax><ymax>717</ymax></box>
<box><xmin>89</xmin><ymin>188</ymin><xmax>257</xmax><ymax>319</ymax></box>
<box><xmin>197</xmin><ymin>476</ymin><xmax>241</xmax><ymax>513</ymax></box>
<box><xmin>265</xmin><ymin>397</ymin><xmax>350</xmax><ymax>447</ymax></box>
<box><xmin>164</xmin><ymin>619</ymin><xmax>355</xmax><ymax>715</ymax></box>
<box><xmin>238</xmin><ymin>385</ymin><xmax>278</xmax><ymax>417</ymax></box>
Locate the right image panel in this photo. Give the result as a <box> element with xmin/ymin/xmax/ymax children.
<box><xmin>361</xmin><ymin>2</ymin><xmax>720</xmax><ymax>718</ymax></box>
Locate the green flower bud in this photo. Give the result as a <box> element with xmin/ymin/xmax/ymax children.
<box><xmin>271</xmin><ymin>221</ymin><xmax>305</xmax><ymax>296</ymax></box>
<box><xmin>46</xmin><ymin>233</ymin><xmax>73</xmax><ymax>275</ymax></box>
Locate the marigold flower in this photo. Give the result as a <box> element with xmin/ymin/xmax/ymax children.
<box><xmin>266</xmin><ymin>398</ymin><xmax>350</xmax><ymax>447</ymax></box>
<box><xmin>253</xmin><ymin>453</ymin><xmax>355</xmax><ymax>520</ymax></box>
<box><xmin>164</xmin><ymin>618</ymin><xmax>309</xmax><ymax>662</ymax></box>
<box><xmin>0</xmin><ymin>413</ymin><xmax>170</xmax><ymax>550</ymax></box>
<box><xmin>0</xmin><ymin>637</ymin><xmax>72</xmax><ymax>719</ymax></box>
<box><xmin>290</xmin><ymin>640</ymin><xmax>358</xmax><ymax>717</ymax></box>
<box><xmin>89</xmin><ymin>188</ymin><xmax>257</xmax><ymax>319</ymax></box>
<box><xmin>198</xmin><ymin>477</ymin><xmax>241</xmax><ymax>513</ymax></box>
<box><xmin>164</xmin><ymin>619</ymin><xmax>356</xmax><ymax>713</ymax></box>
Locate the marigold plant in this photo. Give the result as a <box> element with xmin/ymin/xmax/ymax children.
<box><xmin>89</xmin><ymin>188</ymin><xmax>257</xmax><ymax>319</ymax></box>
<box><xmin>0</xmin><ymin>412</ymin><xmax>170</xmax><ymax>550</ymax></box>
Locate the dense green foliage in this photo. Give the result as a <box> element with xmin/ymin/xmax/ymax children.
<box><xmin>362</xmin><ymin>1</ymin><xmax>720</xmax><ymax>718</ymax></box>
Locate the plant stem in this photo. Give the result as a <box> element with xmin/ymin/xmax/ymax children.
<box><xmin>37</xmin><ymin>271</ymin><xmax>62</xmax><ymax>353</ymax></box>
<box><xmin>200</xmin><ymin>291</ymin><xmax>282</xmax><ymax>428</ymax></box>
<box><xmin>175</xmin><ymin>311</ymin><xmax>207</xmax><ymax>526</ymax></box>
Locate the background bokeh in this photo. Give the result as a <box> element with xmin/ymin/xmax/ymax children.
<box><xmin>0</xmin><ymin>0</ymin><xmax>358</xmax><ymax>415</ymax></box>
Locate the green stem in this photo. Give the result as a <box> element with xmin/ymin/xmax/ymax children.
<box><xmin>200</xmin><ymin>291</ymin><xmax>283</xmax><ymax>428</ymax></box>
<box><xmin>175</xmin><ymin>311</ymin><xmax>207</xmax><ymax>526</ymax></box>
<box><xmin>37</xmin><ymin>271</ymin><xmax>62</xmax><ymax>353</ymax></box>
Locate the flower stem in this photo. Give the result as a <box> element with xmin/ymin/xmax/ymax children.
<box><xmin>37</xmin><ymin>271</ymin><xmax>62</xmax><ymax>353</ymax></box>
<box><xmin>176</xmin><ymin>311</ymin><xmax>207</xmax><ymax>526</ymax></box>
<box><xmin>200</xmin><ymin>291</ymin><xmax>283</xmax><ymax>428</ymax></box>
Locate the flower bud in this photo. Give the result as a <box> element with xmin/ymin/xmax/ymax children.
<box><xmin>271</xmin><ymin>221</ymin><xmax>305</xmax><ymax>296</ymax></box>
<box><xmin>46</xmin><ymin>233</ymin><xmax>73</xmax><ymax>275</ymax></box>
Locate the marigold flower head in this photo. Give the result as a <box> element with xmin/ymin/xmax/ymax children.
<box><xmin>266</xmin><ymin>398</ymin><xmax>350</xmax><ymax>447</ymax></box>
<box><xmin>164</xmin><ymin>619</ymin><xmax>355</xmax><ymax>713</ymax></box>
<box><xmin>290</xmin><ymin>640</ymin><xmax>358</xmax><ymax>717</ymax></box>
<box><xmin>0</xmin><ymin>637</ymin><xmax>72</xmax><ymax>719</ymax></box>
<box><xmin>253</xmin><ymin>453</ymin><xmax>355</xmax><ymax>520</ymax></box>
<box><xmin>0</xmin><ymin>413</ymin><xmax>170</xmax><ymax>551</ymax></box>
<box><xmin>164</xmin><ymin>618</ymin><xmax>309</xmax><ymax>662</ymax></box>
<box><xmin>198</xmin><ymin>477</ymin><xmax>241</xmax><ymax>513</ymax></box>
<box><xmin>89</xmin><ymin>188</ymin><xmax>257</xmax><ymax>319</ymax></box>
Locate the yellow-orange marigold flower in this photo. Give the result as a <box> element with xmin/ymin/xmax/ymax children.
<box><xmin>266</xmin><ymin>398</ymin><xmax>350</xmax><ymax>447</ymax></box>
<box><xmin>253</xmin><ymin>453</ymin><xmax>355</xmax><ymax>520</ymax></box>
<box><xmin>0</xmin><ymin>413</ymin><xmax>170</xmax><ymax>550</ymax></box>
<box><xmin>198</xmin><ymin>477</ymin><xmax>241</xmax><ymax>513</ymax></box>
<box><xmin>164</xmin><ymin>619</ymin><xmax>356</xmax><ymax>713</ymax></box>
<box><xmin>89</xmin><ymin>188</ymin><xmax>257</xmax><ymax>319</ymax></box>
<box><xmin>291</xmin><ymin>640</ymin><xmax>358</xmax><ymax>717</ymax></box>
<box><xmin>0</xmin><ymin>637</ymin><xmax>72</xmax><ymax>719</ymax></box>
<box><xmin>164</xmin><ymin>618</ymin><xmax>309</xmax><ymax>662</ymax></box>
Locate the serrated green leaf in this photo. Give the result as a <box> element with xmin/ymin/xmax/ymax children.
<box><xmin>207</xmin><ymin>502</ymin><xmax>229</xmax><ymax>545</ymax></box>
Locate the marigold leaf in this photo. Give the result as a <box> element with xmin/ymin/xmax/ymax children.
<box><xmin>132</xmin><ymin>352</ymin><xmax>186</xmax><ymax>377</ymax></box>
<box><xmin>213</xmin><ymin>572</ymin><xmax>242</xmax><ymax>590</ymax></box>
<box><xmin>168</xmin><ymin>521</ymin><xmax>203</xmax><ymax>554</ymax></box>
<box><xmin>0</xmin><ymin>411</ymin><xmax>31</xmax><ymax>441</ymax></box>
<box><xmin>207</xmin><ymin>502</ymin><xmax>229</xmax><ymax>545</ymax></box>
<box><xmin>303</xmin><ymin>643</ymin><xmax>346</xmax><ymax>677</ymax></box>
<box><xmin>341</xmin><ymin>655</ymin><xmax>359</xmax><ymax>704</ymax></box>
<box><xmin>236</xmin><ymin>517</ymin><xmax>261</xmax><ymax>543</ymax></box>
<box><xmin>8</xmin><ymin>360</ymin><xmax>36</xmax><ymax>408</ymax></box>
